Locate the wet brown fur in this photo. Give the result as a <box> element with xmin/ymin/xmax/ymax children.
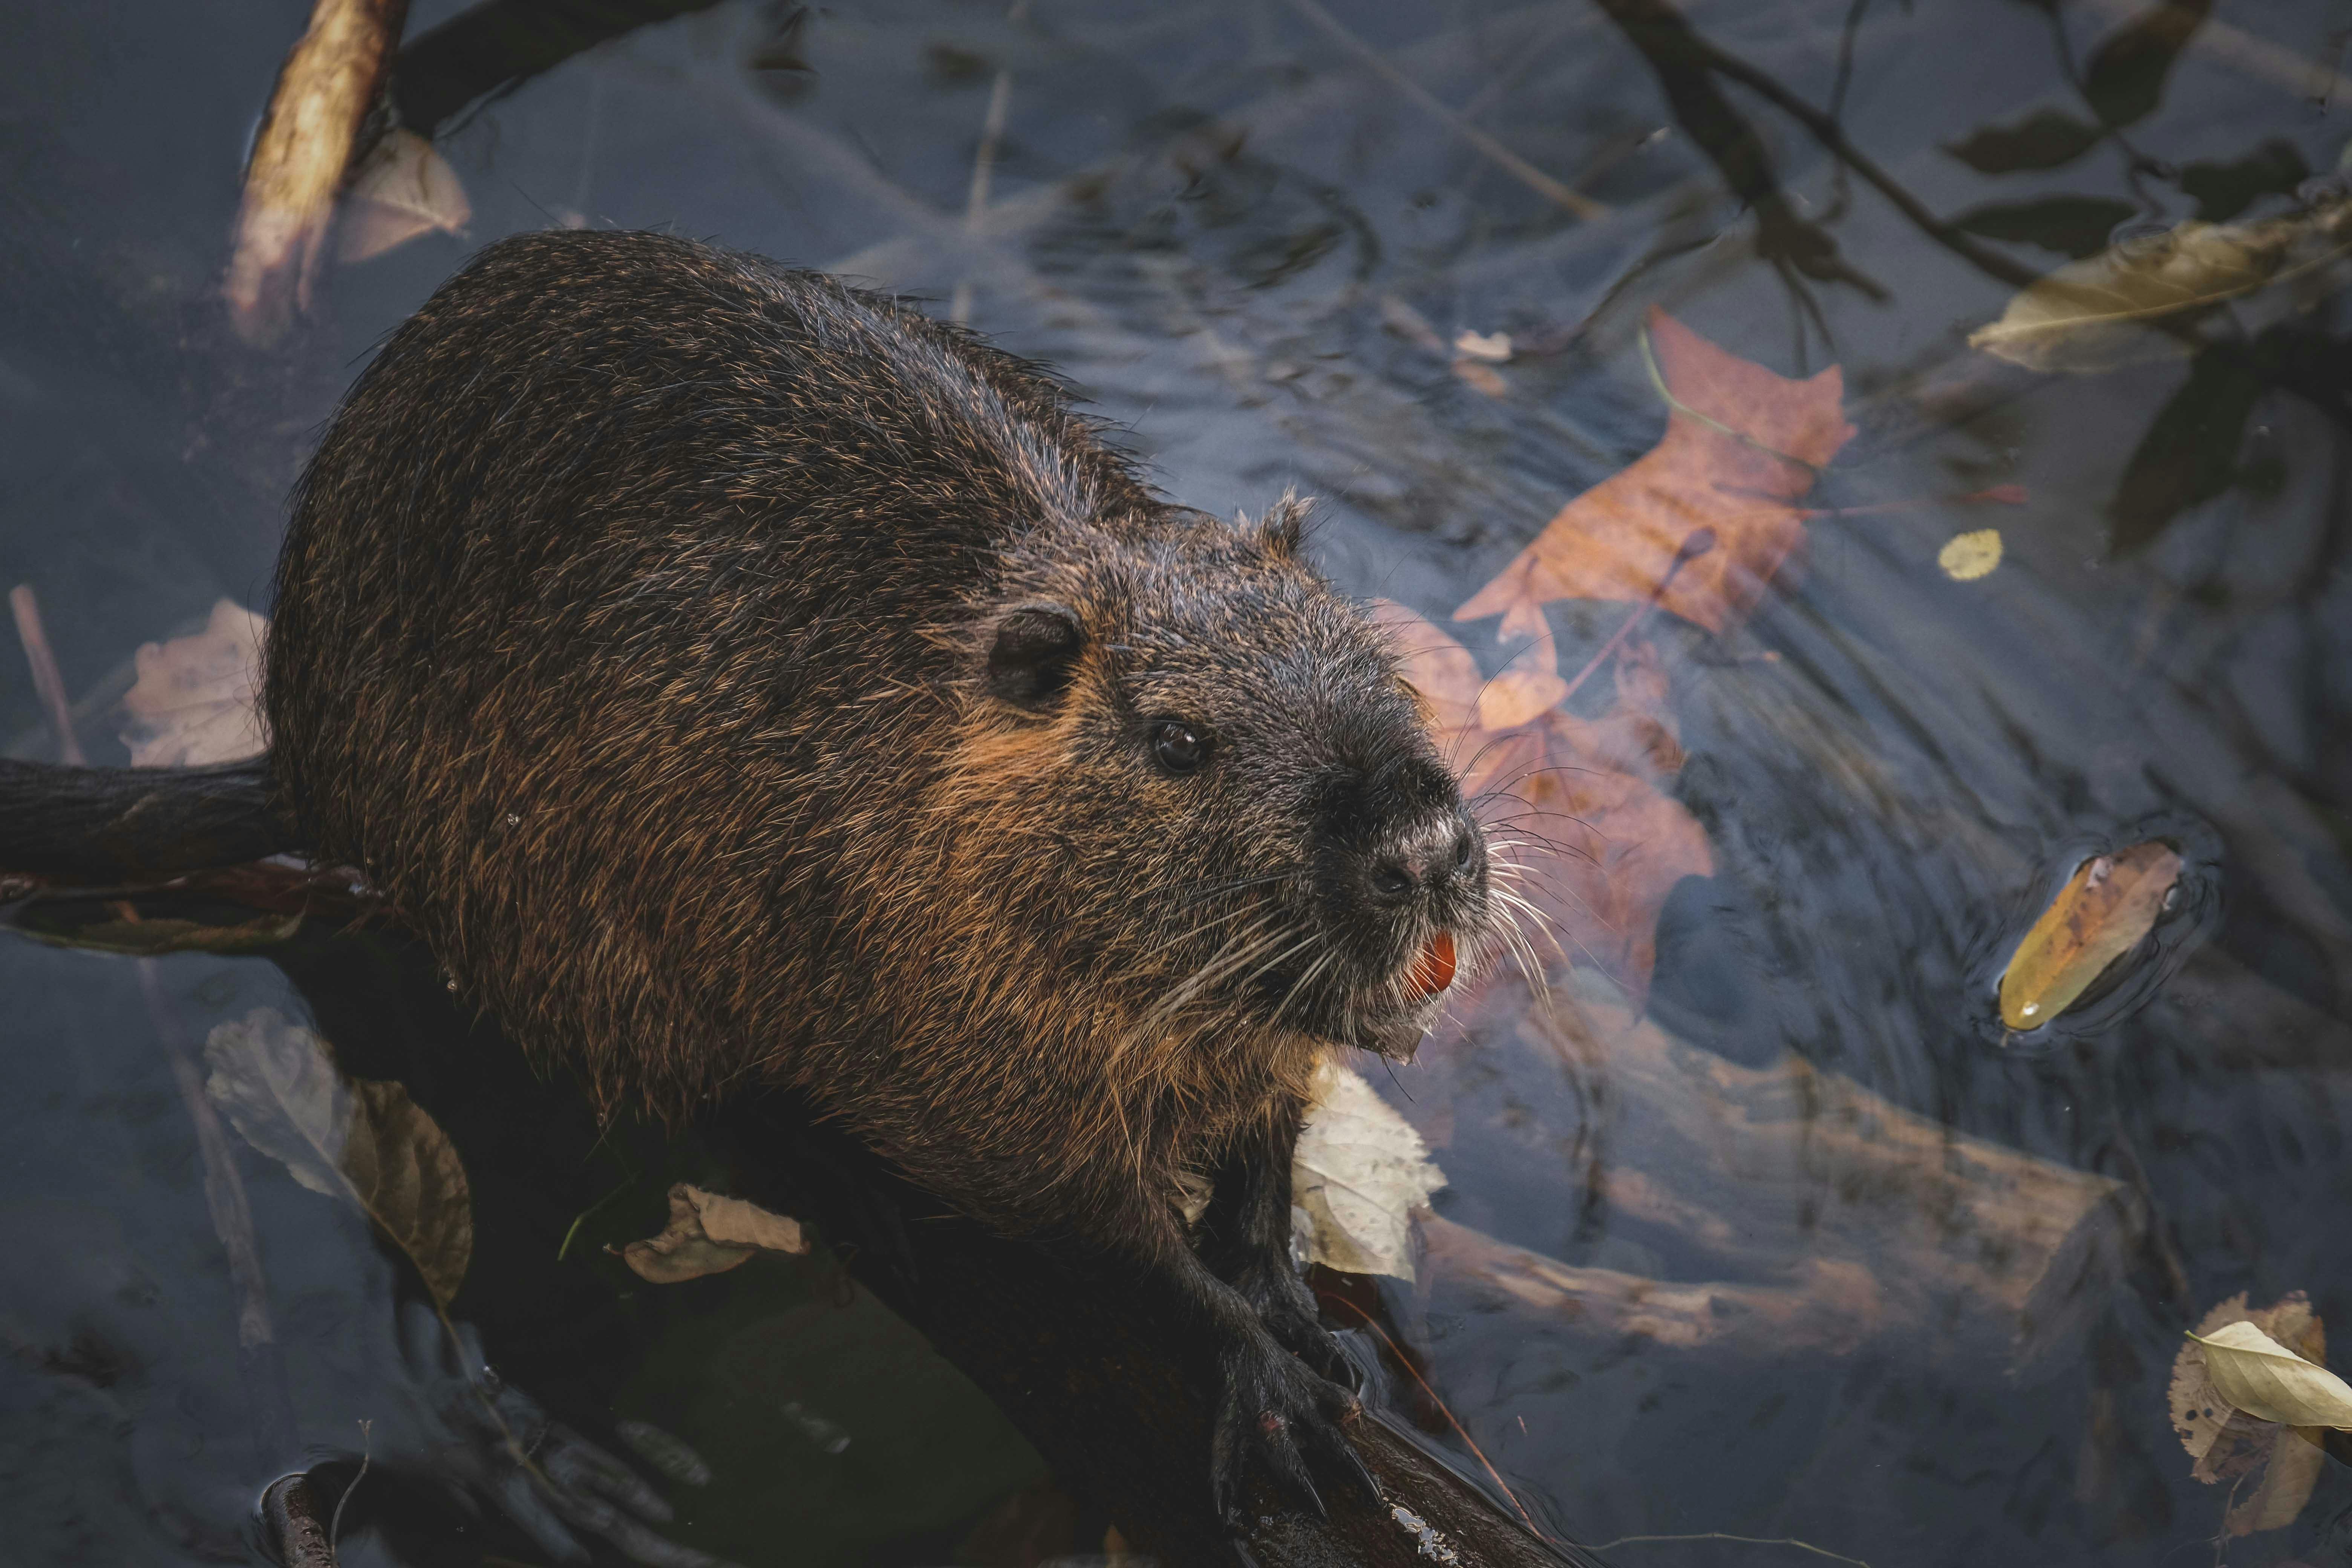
<box><xmin>266</xmin><ymin>229</ymin><xmax>1490</xmax><ymax>1261</ymax></box>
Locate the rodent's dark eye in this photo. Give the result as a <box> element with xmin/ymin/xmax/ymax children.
<box><xmin>1151</xmin><ymin>720</ymin><xmax>1207</xmax><ymax>776</ymax></box>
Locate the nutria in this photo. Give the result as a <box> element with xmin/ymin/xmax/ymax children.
<box><xmin>263</xmin><ymin>228</ymin><xmax>1498</xmax><ymax>1520</ymax></box>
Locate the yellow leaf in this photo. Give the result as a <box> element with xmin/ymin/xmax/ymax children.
<box><xmin>1998</xmin><ymin>841</ymin><xmax>2180</xmax><ymax>1029</ymax></box>
<box><xmin>340</xmin><ymin>130</ymin><xmax>472</xmax><ymax>264</ymax></box>
<box><xmin>2191</xmin><ymin>1320</ymin><xmax>2352</xmax><ymax>1429</ymax></box>
<box><xmin>1968</xmin><ymin>202</ymin><xmax>2352</xmax><ymax>374</ymax></box>
<box><xmin>1938</xmin><ymin>528</ymin><xmax>2003</xmax><ymax>581</ymax></box>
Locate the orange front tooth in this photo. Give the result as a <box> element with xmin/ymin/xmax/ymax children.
<box><xmin>1408</xmin><ymin>930</ymin><xmax>1456</xmax><ymax>997</ymax></box>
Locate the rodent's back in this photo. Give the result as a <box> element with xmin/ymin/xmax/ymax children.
<box><xmin>268</xmin><ymin>230</ymin><xmax>1158</xmax><ymax>1116</ymax></box>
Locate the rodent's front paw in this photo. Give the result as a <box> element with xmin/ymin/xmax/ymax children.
<box><xmin>1208</xmin><ymin>1330</ymin><xmax>1378</xmax><ymax>1528</ymax></box>
<box><xmin>1234</xmin><ymin>1266</ymin><xmax>1355</xmax><ymax>1387</ymax></box>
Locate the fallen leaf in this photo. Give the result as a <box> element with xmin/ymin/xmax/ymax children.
<box><xmin>2171</xmin><ymin>1294</ymin><xmax>2338</xmax><ymax>1534</ymax></box>
<box><xmin>1453</xmin><ymin>330</ymin><xmax>1513</xmax><ymax>363</ymax></box>
<box><xmin>1374</xmin><ymin>603</ymin><xmax>1712</xmax><ymax>999</ymax></box>
<box><xmin>1292</xmin><ymin>1056</ymin><xmax>1446</xmax><ymax>1280</ymax></box>
<box><xmin>1455</xmin><ymin>308</ymin><xmax>1855</xmax><ymax>637</ymax></box>
<box><xmin>1938</xmin><ymin>528</ymin><xmax>2004</xmax><ymax>581</ymax></box>
<box><xmin>340</xmin><ymin>130</ymin><xmax>472</xmax><ymax>263</ymax></box>
<box><xmin>343</xmin><ymin>1080</ymin><xmax>474</xmax><ymax>1308</ymax></box>
<box><xmin>1998</xmin><ymin>841</ymin><xmax>2181</xmax><ymax>1029</ymax></box>
<box><xmin>119</xmin><ymin>599</ymin><xmax>267</xmax><ymax>767</ymax></box>
<box><xmin>2192</xmin><ymin>1320</ymin><xmax>2352</xmax><ymax>1429</ymax></box>
<box><xmin>206</xmin><ymin>1008</ymin><xmax>474</xmax><ymax>1305</ymax></box>
<box><xmin>1968</xmin><ymin>198</ymin><xmax>2352</xmax><ymax>373</ymax></box>
<box><xmin>619</xmin><ymin>1183</ymin><xmax>808</xmax><ymax>1285</ymax></box>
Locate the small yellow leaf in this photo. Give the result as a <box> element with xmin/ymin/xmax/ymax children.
<box><xmin>340</xmin><ymin>130</ymin><xmax>472</xmax><ymax>264</ymax></box>
<box><xmin>2191</xmin><ymin>1320</ymin><xmax>2352</xmax><ymax>1429</ymax></box>
<box><xmin>1938</xmin><ymin>528</ymin><xmax>2003</xmax><ymax>581</ymax></box>
<box><xmin>1998</xmin><ymin>841</ymin><xmax>2180</xmax><ymax>1029</ymax></box>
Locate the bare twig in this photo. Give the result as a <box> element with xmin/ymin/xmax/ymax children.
<box><xmin>8</xmin><ymin>585</ymin><xmax>86</xmax><ymax>765</ymax></box>
<box><xmin>224</xmin><ymin>0</ymin><xmax>412</xmax><ymax>346</ymax></box>
<box><xmin>949</xmin><ymin>0</ymin><xmax>1032</xmax><ymax>325</ymax></box>
<box><xmin>1283</xmin><ymin>0</ymin><xmax>1609</xmax><ymax>221</ymax></box>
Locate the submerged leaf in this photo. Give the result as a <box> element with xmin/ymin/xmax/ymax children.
<box><xmin>206</xmin><ymin>1009</ymin><xmax>474</xmax><ymax>1304</ymax></box>
<box><xmin>344</xmin><ymin>1080</ymin><xmax>474</xmax><ymax>1307</ymax></box>
<box><xmin>619</xmin><ymin>1184</ymin><xmax>808</xmax><ymax>1284</ymax></box>
<box><xmin>2193</xmin><ymin>1320</ymin><xmax>2352</xmax><ymax>1429</ymax></box>
<box><xmin>205</xmin><ymin>1008</ymin><xmax>352</xmax><ymax>1198</ymax></box>
<box><xmin>340</xmin><ymin>130</ymin><xmax>472</xmax><ymax>263</ymax></box>
<box><xmin>1292</xmin><ymin>1057</ymin><xmax>1445</xmax><ymax>1280</ymax></box>
<box><xmin>1456</xmin><ymin>308</ymin><xmax>1853</xmax><ymax>636</ymax></box>
<box><xmin>1998</xmin><ymin>841</ymin><xmax>2181</xmax><ymax>1029</ymax></box>
<box><xmin>2104</xmin><ymin>348</ymin><xmax>2265</xmax><ymax>554</ymax></box>
<box><xmin>119</xmin><ymin>599</ymin><xmax>268</xmax><ymax>767</ymax></box>
<box><xmin>1968</xmin><ymin>202</ymin><xmax>2352</xmax><ymax>373</ymax></box>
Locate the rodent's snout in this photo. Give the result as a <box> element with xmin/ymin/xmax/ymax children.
<box><xmin>1364</xmin><ymin>811</ymin><xmax>1485</xmax><ymax>907</ymax></box>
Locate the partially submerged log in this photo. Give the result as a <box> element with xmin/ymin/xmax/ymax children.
<box><xmin>1447</xmin><ymin>989</ymin><xmax>2130</xmax><ymax>1372</ymax></box>
<box><xmin>0</xmin><ymin>758</ymin><xmax>1586</xmax><ymax>1568</ymax></box>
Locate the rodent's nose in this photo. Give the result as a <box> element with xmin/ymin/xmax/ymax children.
<box><xmin>1367</xmin><ymin>816</ymin><xmax>1482</xmax><ymax>905</ymax></box>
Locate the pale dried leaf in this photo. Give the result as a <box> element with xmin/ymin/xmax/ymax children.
<box><xmin>340</xmin><ymin>130</ymin><xmax>472</xmax><ymax>263</ymax></box>
<box><xmin>119</xmin><ymin>600</ymin><xmax>267</xmax><ymax>767</ymax></box>
<box><xmin>344</xmin><ymin>1080</ymin><xmax>473</xmax><ymax>1307</ymax></box>
<box><xmin>620</xmin><ymin>1184</ymin><xmax>807</xmax><ymax>1285</ymax></box>
<box><xmin>1292</xmin><ymin>1057</ymin><xmax>1446</xmax><ymax>1280</ymax></box>
<box><xmin>1968</xmin><ymin>203</ymin><xmax>2352</xmax><ymax>373</ymax></box>
<box><xmin>2193</xmin><ymin>1320</ymin><xmax>2352</xmax><ymax>1428</ymax></box>
<box><xmin>204</xmin><ymin>1007</ymin><xmax>350</xmax><ymax>1198</ymax></box>
<box><xmin>1453</xmin><ymin>329</ymin><xmax>1513</xmax><ymax>362</ymax></box>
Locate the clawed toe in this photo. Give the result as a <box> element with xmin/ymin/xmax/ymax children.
<box><xmin>1208</xmin><ymin>1332</ymin><xmax>1380</xmax><ymax>1529</ymax></box>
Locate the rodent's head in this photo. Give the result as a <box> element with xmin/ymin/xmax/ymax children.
<box><xmin>950</xmin><ymin>498</ymin><xmax>1496</xmax><ymax>1063</ymax></box>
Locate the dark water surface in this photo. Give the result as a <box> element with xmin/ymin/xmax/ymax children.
<box><xmin>6</xmin><ymin>0</ymin><xmax>2352</xmax><ymax>1564</ymax></box>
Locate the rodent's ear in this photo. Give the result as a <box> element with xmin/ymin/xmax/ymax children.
<box><xmin>1256</xmin><ymin>495</ymin><xmax>1310</xmax><ymax>559</ymax></box>
<box><xmin>984</xmin><ymin>602</ymin><xmax>1086</xmax><ymax>709</ymax></box>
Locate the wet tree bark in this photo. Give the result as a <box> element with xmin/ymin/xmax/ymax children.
<box><xmin>0</xmin><ymin>757</ymin><xmax>1590</xmax><ymax>1568</ymax></box>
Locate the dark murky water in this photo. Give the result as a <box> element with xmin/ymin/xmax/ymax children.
<box><xmin>6</xmin><ymin>1</ymin><xmax>2352</xmax><ymax>1563</ymax></box>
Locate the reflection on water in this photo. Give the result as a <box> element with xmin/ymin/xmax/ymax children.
<box><xmin>5</xmin><ymin>0</ymin><xmax>2352</xmax><ymax>1562</ymax></box>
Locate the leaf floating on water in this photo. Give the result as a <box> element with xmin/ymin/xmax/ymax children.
<box><xmin>1453</xmin><ymin>329</ymin><xmax>1513</xmax><ymax>362</ymax></box>
<box><xmin>619</xmin><ymin>1184</ymin><xmax>808</xmax><ymax>1285</ymax></box>
<box><xmin>1938</xmin><ymin>528</ymin><xmax>2003</xmax><ymax>581</ymax></box>
<box><xmin>340</xmin><ymin>130</ymin><xmax>472</xmax><ymax>264</ymax></box>
<box><xmin>2171</xmin><ymin>1294</ymin><xmax>2340</xmax><ymax>1534</ymax></box>
<box><xmin>1998</xmin><ymin>841</ymin><xmax>2181</xmax><ymax>1030</ymax></box>
<box><xmin>206</xmin><ymin>1009</ymin><xmax>474</xmax><ymax>1304</ymax></box>
<box><xmin>1967</xmin><ymin>200</ymin><xmax>2352</xmax><ymax>373</ymax></box>
<box><xmin>343</xmin><ymin>1080</ymin><xmax>474</xmax><ymax>1308</ymax></box>
<box><xmin>119</xmin><ymin>599</ymin><xmax>268</xmax><ymax>767</ymax></box>
<box><xmin>1292</xmin><ymin>1057</ymin><xmax>1445</xmax><ymax>1281</ymax></box>
<box><xmin>2192</xmin><ymin>1320</ymin><xmax>2352</xmax><ymax>1429</ymax></box>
